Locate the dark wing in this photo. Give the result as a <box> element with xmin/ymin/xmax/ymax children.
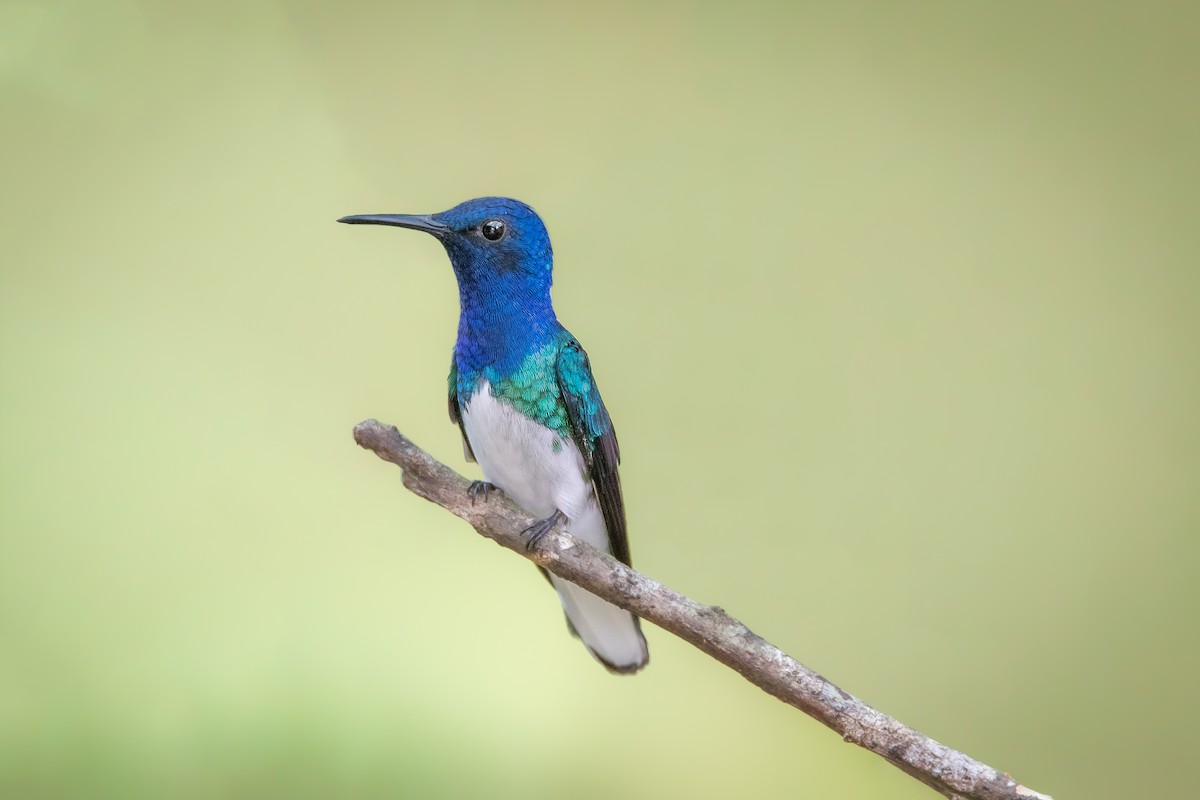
<box><xmin>556</xmin><ymin>339</ymin><xmax>630</xmax><ymax>567</ymax></box>
<box><xmin>448</xmin><ymin>357</ymin><xmax>475</xmax><ymax>463</ymax></box>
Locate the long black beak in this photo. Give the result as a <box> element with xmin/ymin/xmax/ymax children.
<box><xmin>337</xmin><ymin>214</ymin><xmax>450</xmax><ymax>238</ymax></box>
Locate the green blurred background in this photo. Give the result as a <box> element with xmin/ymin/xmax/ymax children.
<box><xmin>2</xmin><ymin>1</ymin><xmax>1196</xmax><ymax>798</ymax></box>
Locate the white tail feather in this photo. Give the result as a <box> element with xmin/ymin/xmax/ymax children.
<box><xmin>550</xmin><ymin>575</ymin><xmax>648</xmax><ymax>673</ymax></box>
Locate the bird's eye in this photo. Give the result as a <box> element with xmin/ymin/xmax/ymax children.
<box><xmin>481</xmin><ymin>219</ymin><xmax>505</xmax><ymax>241</ymax></box>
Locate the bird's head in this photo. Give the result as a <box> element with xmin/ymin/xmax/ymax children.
<box><xmin>339</xmin><ymin>197</ymin><xmax>554</xmax><ymax>294</ymax></box>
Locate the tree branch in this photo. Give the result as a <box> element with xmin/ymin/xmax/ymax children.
<box><xmin>353</xmin><ymin>419</ymin><xmax>1052</xmax><ymax>800</ymax></box>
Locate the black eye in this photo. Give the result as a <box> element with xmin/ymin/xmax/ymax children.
<box><xmin>481</xmin><ymin>219</ymin><xmax>505</xmax><ymax>241</ymax></box>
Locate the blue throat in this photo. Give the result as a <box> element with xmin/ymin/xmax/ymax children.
<box><xmin>448</xmin><ymin>250</ymin><xmax>561</xmax><ymax>381</ymax></box>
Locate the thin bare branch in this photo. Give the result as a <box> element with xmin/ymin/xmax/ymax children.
<box><xmin>353</xmin><ymin>419</ymin><xmax>1052</xmax><ymax>800</ymax></box>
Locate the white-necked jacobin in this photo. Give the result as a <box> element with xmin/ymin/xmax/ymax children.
<box><xmin>339</xmin><ymin>197</ymin><xmax>649</xmax><ymax>674</ymax></box>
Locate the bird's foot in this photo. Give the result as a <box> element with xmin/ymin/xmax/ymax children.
<box><xmin>522</xmin><ymin>510</ymin><xmax>566</xmax><ymax>552</ymax></box>
<box><xmin>467</xmin><ymin>481</ymin><xmax>497</xmax><ymax>505</ymax></box>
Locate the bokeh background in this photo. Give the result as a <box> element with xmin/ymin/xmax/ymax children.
<box><xmin>2</xmin><ymin>2</ymin><xmax>1197</xmax><ymax>798</ymax></box>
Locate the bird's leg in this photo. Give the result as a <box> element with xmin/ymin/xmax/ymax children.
<box><xmin>522</xmin><ymin>509</ymin><xmax>566</xmax><ymax>551</ymax></box>
<box><xmin>467</xmin><ymin>481</ymin><xmax>496</xmax><ymax>505</ymax></box>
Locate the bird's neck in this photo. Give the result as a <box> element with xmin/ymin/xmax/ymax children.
<box><xmin>454</xmin><ymin>282</ymin><xmax>561</xmax><ymax>379</ymax></box>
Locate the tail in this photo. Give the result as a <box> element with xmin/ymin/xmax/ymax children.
<box><xmin>549</xmin><ymin>574</ymin><xmax>649</xmax><ymax>674</ymax></box>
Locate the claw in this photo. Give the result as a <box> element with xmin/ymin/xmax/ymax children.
<box><xmin>522</xmin><ymin>510</ymin><xmax>566</xmax><ymax>551</ymax></box>
<box><xmin>467</xmin><ymin>481</ymin><xmax>496</xmax><ymax>505</ymax></box>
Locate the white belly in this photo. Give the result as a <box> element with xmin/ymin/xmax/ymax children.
<box><xmin>460</xmin><ymin>382</ymin><xmax>601</xmax><ymax>544</ymax></box>
<box><xmin>460</xmin><ymin>381</ymin><xmax>647</xmax><ymax>671</ymax></box>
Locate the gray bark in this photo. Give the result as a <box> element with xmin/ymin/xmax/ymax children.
<box><xmin>354</xmin><ymin>419</ymin><xmax>1052</xmax><ymax>800</ymax></box>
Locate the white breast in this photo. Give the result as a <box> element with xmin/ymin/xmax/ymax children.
<box><xmin>460</xmin><ymin>381</ymin><xmax>597</xmax><ymax>531</ymax></box>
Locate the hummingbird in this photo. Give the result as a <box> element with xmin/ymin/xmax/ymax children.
<box><xmin>339</xmin><ymin>197</ymin><xmax>649</xmax><ymax>674</ymax></box>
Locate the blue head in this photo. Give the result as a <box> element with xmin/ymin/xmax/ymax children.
<box><xmin>339</xmin><ymin>197</ymin><xmax>561</xmax><ymax>372</ymax></box>
<box><xmin>434</xmin><ymin>197</ymin><xmax>554</xmax><ymax>287</ymax></box>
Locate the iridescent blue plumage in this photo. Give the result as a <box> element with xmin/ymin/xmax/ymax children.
<box><xmin>339</xmin><ymin>197</ymin><xmax>647</xmax><ymax>673</ymax></box>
